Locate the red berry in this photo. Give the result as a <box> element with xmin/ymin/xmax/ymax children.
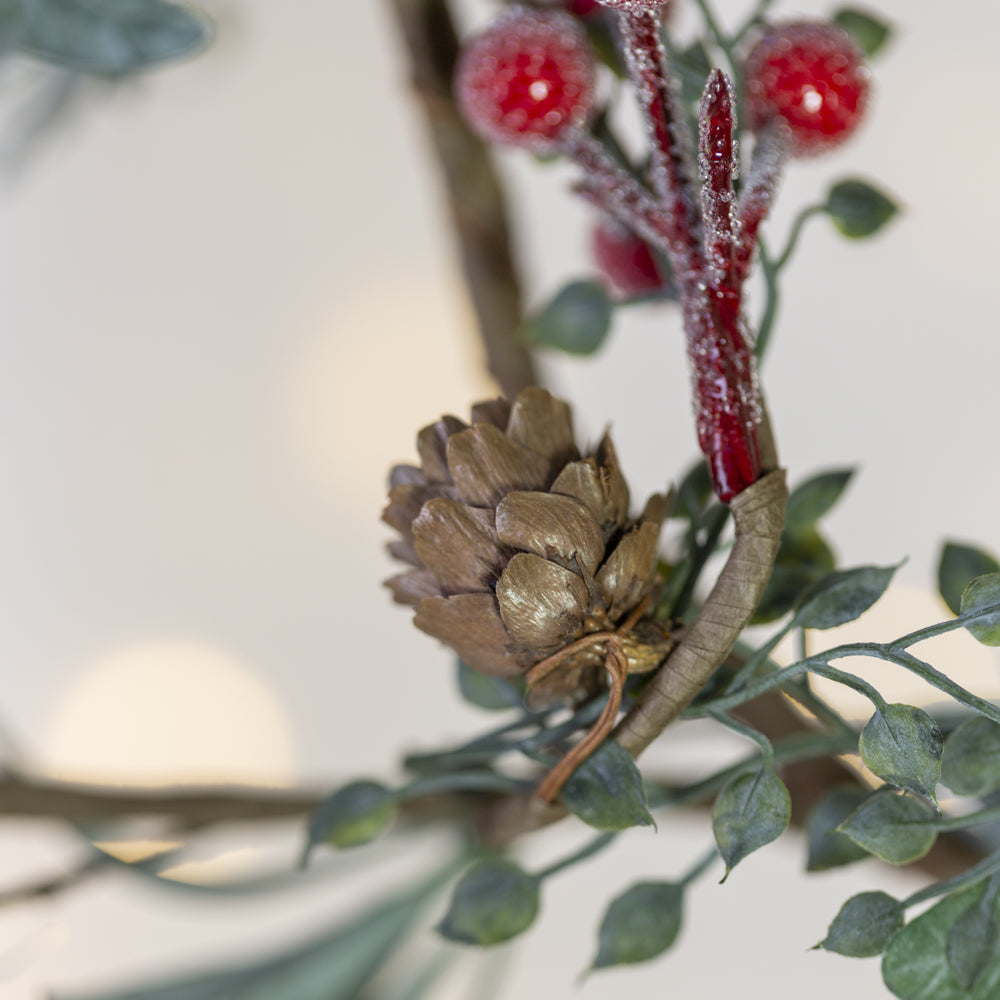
<box><xmin>591</xmin><ymin>216</ymin><xmax>669</xmax><ymax>298</ymax></box>
<box><xmin>566</xmin><ymin>0</ymin><xmax>602</xmax><ymax>17</ymax></box>
<box><xmin>455</xmin><ymin>8</ymin><xmax>596</xmax><ymax>150</ymax></box>
<box><xmin>743</xmin><ymin>21</ymin><xmax>870</xmax><ymax>157</ymax></box>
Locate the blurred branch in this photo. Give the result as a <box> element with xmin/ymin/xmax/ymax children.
<box><xmin>387</xmin><ymin>0</ymin><xmax>538</xmax><ymax>398</ymax></box>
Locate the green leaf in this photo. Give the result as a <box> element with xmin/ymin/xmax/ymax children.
<box><xmin>305</xmin><ymin>780</ymin><xmax>395</xmax><ymax>858</ymax></box>
<box><xmin>947</xmin><ymin>888</ymin><xmax>999</xmax><ymax>990</ymax></box>
<box><xmin>437</xmin><ymin>859</ymin><xmax>539</xmax><ymax>946</ymax></box>
<box><xmin>560</xmin><ymin>741</ymin><xmax>654</xmax><ymax>831</ymax></box>
<box><xmin>833</xmin><ymin>7</ymin><xmax>892</xmax><ymax>57</ymax></box>
<box><xmin>785</xmin><ymin>468</ymin><xmax>855</xmax><ymax>532</ymax></box>
<box><xmin>712</xmin><ymin>767</ymin><xmax>791</xmax><ymax>877</ymax></box>
<box><xmin>825</xmin><ymin>179</ymin><xmax>899</xmax><ymax>239</ymax></box>
<box><xmin>53</xmin><ymin>867</ymin><xmax>448</xmax><ymax>1000</ymax></box>
<box><xmin>673</xmin><ymin>458</ymin><xmax>714</xmax><ymax>522</ymax></box>
<box><xmin>838</xmin><ymin>789</ymin><xmax>937</xmax><ymax>865</ymax></box>
<box><xmin>806</xmin><ymin>785</ymin><xmax>872</xmax><ymax>871</ymax></box>
<box><xmin>859</xmin><ymin>704</ymin><xmax>943</xmax><ymax>802</ymax></box>
<box><xmin>794</xmin><ymin>563</ymin><xmax>896</xmax><ymax>630</ymax></box>
<box><xmin>942</xmin><ymin>717</ymin><xmax>1000</xmax><ymax>797</ymax></box>
<box><xmin>961</xmin><ymin>574</ymin><xmax>1000</xmax><ymax>646</ymax></box>
<box><xmin>819</xmin><ymin>891</ymin><xmax>904</xmax><ymax>957</ymax></box>
<box><xmin>882</xmin><ymin>883</ymin><xmax>1000</xmax><ymax>999</ymax></box>
<box><xmin>938</xmin><ymin>542</ymin><xmax>1000</xmax><ymax>616</ymax></box>
<box><xmin>591</xmin><ymin>881</ymin><xmax>683</xmax><ymax>969</ymax></box>
<box><xmin>20</xmin><ymin>0</ymin><xmax>208</xmax><ymax>75</ymax></box>
<box><xmin>519</xmin><ymin>280</ymin><xmax>612</xmax><ymax>356</ymax></box>
<box><xmin>456</xmin><ymin>659</ymin><xmax>524</xmax><ymax>711</ymax></box>
<box><xmin>751</xmin><ymin>528</ymin><xmax>836</xmax><ymax>624</ymax></box>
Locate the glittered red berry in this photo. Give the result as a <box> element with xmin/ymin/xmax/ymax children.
<box><xmin>743</xmin><ymin>21</ymin><xmax>870</xmax><ymax>157</ymax></box>
<box><xmin>591</xmin><ymin>216</ymin><xmax>670</xmax><ymax>298</ymax></box>
<box><xmin>455</xmin><ymin>8</ymin><xmax>596</xmax><ymax>151</ymax></box>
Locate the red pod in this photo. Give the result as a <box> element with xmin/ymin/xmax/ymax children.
<box><xmin>591</xmin><ymin>216</ymin><xmax>670</xmax><ymax>298</ymax></box>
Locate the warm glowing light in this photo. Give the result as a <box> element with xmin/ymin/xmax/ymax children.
<box><xmin>42</xmin><ymin>642</ymin><xmax>297</xmax><ymax>787</ymax></box>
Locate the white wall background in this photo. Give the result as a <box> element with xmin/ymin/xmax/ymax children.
<box><xmin>0</xmin><ymin>1</ymin><xmax>998</xmax><ymax>997</ymax></box>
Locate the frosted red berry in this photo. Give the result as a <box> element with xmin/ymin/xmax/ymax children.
<box><xmin>455</xmin><ymin>8</ymin><xmax>596</xmax><ymax>151</ymax></box>
<box><xmin>743</xmin><ymin>21</ymin><xmax>869</xmax><ymax>157</ymax></box>
<box><xmin>591</xmin><ymin>216</ymin><xmax>669</xmax><ymax>298</ymax></box>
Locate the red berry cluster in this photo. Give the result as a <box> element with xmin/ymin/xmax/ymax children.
<box><xmin>743</xmin><ymin>21</ymin><xmax>870</xmax><ymax>156</ymax></box>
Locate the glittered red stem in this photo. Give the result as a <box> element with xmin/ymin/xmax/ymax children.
<box><xmin>733</xmin><ymin>121</ymin><xmax>788</xmax><ymax>286</ymax></box>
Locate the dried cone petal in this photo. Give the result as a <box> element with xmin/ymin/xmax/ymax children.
<box><xmin>383</xmin><ymin>388</ymin><xmax>673</xmax><ymax>707</ymax></box>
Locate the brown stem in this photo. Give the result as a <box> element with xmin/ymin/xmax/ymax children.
<box><xmin>386</xmin><ymin>0</ymin><xmax>537</xmax><ymax>398</ymax></box>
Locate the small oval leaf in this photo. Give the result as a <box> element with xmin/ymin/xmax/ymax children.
<box><xmin>794</xmin><ymin>564</ymin><xmax>896</xmax><ymax>630</ymax></box>
<box><xmin>712</xmin><ymin>767</ymin><xmax>791</xmax><ymax>878</ymax></box>
<box><xmin>819</xmin><ymin>891</ymin><xmax>904</xmax><ymax>957</ymax></box>
<box><xmin>859</xmin><ymin>704</ymin><xmax>943</xmax><ymax>802</ymax></box>
<box><xmin>520</xmin><ymin>280</ymin><xmax>613</xmax><ymax>356</ymax></box>
<box><xmin>947</xmin><ymin>888</ymin><xmax>999</xmax><ymax>990</ymax></box>
<box><xmin>942</xmin><ymin>717</ymin><xmax>1000</xmax><ymax>797</ymax></box>
<box><xmin>591</xmin><ymin>881</ymin><xmax>684</xmax><ymax>969</ymax></box>
<box><xmin>560</xmin><ymin>741</ymin><xmax>654</xmax><ymax>831</ymax></box>
<box><xmin>882</xmin><ymin>883</ymin><xmax>1000</xmax><ymax>999</ymax></box>
<box><xmin>838</xmin><ymin>789</ymin><xmax>937</xmax><ymax>865</ymax></box>
<box><xmin>437</xmin><ymin>859</ymin><xmax>539</xmax><ymax>946</ymax></box>
<box><xmin>307</xmin><ymin>780</ymin><xmax>396</xmax><ymax>856</ymax></box>
<box><xmin>785</xmin><ymin>468</ymin><xmax>855</xmax><ymax>531</ymax></box>
<box><xmin>806</xmin><ymin>785</ymin><xmax>871</xmax><ymax>871</ymax></box>
<box><xmin>960</xmin><ymin>573</ymin><xmax>1000</xmax><ymax>647</ymax></box>
<box><xmin>832</xmin><ymin>7</ymin><xmax>892</xmax><ymax>57</ymax></box>
<box><xmin>825</xmin><ymin>179</ymin><xmax>899</xmax><ymax>239</ymax></box>
<box><xmin>938</xmin><ymin>542</ymin><xmax>1000</xmax><ymax>616</ymax></box>
<box><xmin>456</xmin><ymin>659</ymin><xmax>524</xmax><ymax>711</ymax></box>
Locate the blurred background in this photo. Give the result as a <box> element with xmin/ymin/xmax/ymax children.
<box><xmin>0</xmin><ymin>0</ymin><xmax>998</xmax><ymax>996</ymax></box>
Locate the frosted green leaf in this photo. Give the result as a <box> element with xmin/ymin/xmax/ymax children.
<box><xmin>832</xmin><ymin>8</ymin><xmax>892</xmax><ymax>57</ymax></box>
<box><xmin>960</xmin><ymin>574</ymin><xmax>1000</xmax><ymax>646</ymax></box>
<box><xmin>456</xmin><ymin>659</ymin><xmax>524</xmax><ymax>711</ymax></box>
<box><xmin>437</xmin><ymin>859</ymin><xmax>539</xmax><ymax>946</ymax></box>
<box><xmin>561</xmin><ymin>741</ymin><xmax>654</xmax><ymax>831</ymax></box>
<box><xmin>938</xmin><ymin>542</ymin><xmax>1000</xmax><ymax>616</ymax></box>
<box><xmin>947</xmin><ymin>887</ymin><xmax>999</xmax><ymax>990</ymax></box>
<box><xmin>882</xmin><ymin>883</ymin><xmax>1000</xmax><ymax>999</ymax></box>
<box><xmin>825</xmin><ymin>180</ymin><xmax>898</xmax><ymax>239</ymax></box>
<box><xmin>859</xmin><ymin>704</ymin><xmax>942</xmax><ymax>802</ymax></box>
<box><xmin>306</xmin><ymin>780</ymin><xmax>396</xmax><ymax>857</ymax></box>
<box><xmin>591</xmin><ymin>881</ymin><xmax>683</xmax><ymax>969</ymax></box>
<box><xmin>942</xmin><ymin>717</ymin><xmax>1000</xmax><ymax>797</ymax></box>
<box><xmin>784</xmin><ymin>468</ymin><xmax>855</xmax><ymax>532</ymax></box>
<box><xmin>712</xmin><ymin>767</ymin><xmax>791</xmax><ymax>878</ymax></box>
<box><xmin>794</xmin><ymin>564</ymin><xmax>896</xmax><ymax>630</ymax></box>
<box><xmin>520</xmin><ymin>280</ymin><xmax>612</xmax><ymax>356</ymax></box>
<box><xmin>838</xmin><ymin>789</ymin><xmax>937</xmax><ymax>865</ymax></box>
<box><xmin>819</xmin><ymin>891</ymin><xmax>904</xmax><ymax>957</ymax></box>
<box><xmin>805</xmin><ymin>785</ymin><xmax>871</xmax><ymax>871</ymax></box>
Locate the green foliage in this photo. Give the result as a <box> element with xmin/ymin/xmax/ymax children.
<box><xmin>560</xmin><ymin>741</ymin><xmax>654</xmax><ymax>831</ymax></box>
<box><xmin>752</xmin><ymin>468</ymin><xmax>851</xmax><ymax>623</ymax></box>
<box><xmin>8</xmin><ymin>0</ymin><xmax>208</xmax><ymax>74</ymax></box>
<box><xmin>938</xmin><ymin>542</ymin><xmax>1000</xmax><ymax>616</ymax></box>
<box><xmin>305</xmin><ymin>780</ymin><xmax>396</xmax><ymax>859</ymax></box>
<box><xmin>942</xmin><ymin>717</ymin><xmax>1000</xmax><ymax>797</ymax></box>
<box><xmin>456</xmin><ymin>659</ymin><xmax>524</xmax><ymax>711</ymax></box>
<box><xmin>838</xmin><ymin>789</ymin><xmax>937</xmax><ymax>865</ymax></box>
<box><xmin>882</xmin><ymin>883</ymin><xmax>1000</xmax><ymax>999</ymax></box>
<box><xmin>825</xmin><ymin>179</ymin><xmax>899</xmax><ymax>239</ymax></box>
<box><xmin>519</xmin><ymin>280</ymin><xmax>613</xmax><ymax>355</ymax></box>
<box><xmin>806</xmin><ymin>785</ymin><xmax>872</xmax><ymax>871</ymax></box>
<box><xmin>960</xmin><ymin>573</ymin><xmax>1000</xmax><ymax>646</ymax></box>
<box><xmin>712</xmin><ymin>767</ymin><xmax>791</xmax><ymax>878</ymax></box>
<box><xmin>437</xmin><ymin>859</ymin><xmax>540</xmax><ymax>946</ymax></box>
<box><xmin>947</xmin><ymin>886</ymin><xmax>1000</xmax><ymax>990</ymax></box>
<box><xmin>859</xmin><ymin>704</ymin><xmax>943</xmax><ymax>802</ymax></box>
<box><xmin>52</xmin><ymin>869</ymin><xmax>445</xmax><ymax>1000</ymax></box>
<box><xmin>794</xmin><ymin>564</ymin><xmax>896</xmax><ymax>630</ymax></box>
<box><xmin>819</xmin><ymin>891</ymin><xmax>904</xmax><ymax>957</ymax></box>
<box><xmin>591</xmin><ymin>881</ymin><xmax>684</xmax><ymax>970</ymax></box>
<box><xmin>833</xmin><ymin>7</ymin><xmax>892</xmax><ymax>57</ymax></box>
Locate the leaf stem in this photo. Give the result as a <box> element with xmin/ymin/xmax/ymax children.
<box><xmin>902</xmin><ymin>847</ymin><xmax>1000</xmax><ymax>909</ymax></box>
<box><xmin>678</xmin><ymin>845</ymin><xmax>719</xmax><ymax>887</ymax></box>
<box><xmin>535</xmin><ymin>831</ymin><xmax>617</xmax><ymax>881</ymax></box>
<box><xmin>707</xmin><ymin>707</ymin><xmax>776</xmax><ymax>767</ymax></box>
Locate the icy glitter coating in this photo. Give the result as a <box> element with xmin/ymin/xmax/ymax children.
<box><xmin>743</xmin><ymin>20</ymin><xmax>870</xmax><ymax>157</ymax></box>
<box><xmin>454</xmin><ymin>7</ymin><xmax>596</xmax><ymax>151</ymax></box>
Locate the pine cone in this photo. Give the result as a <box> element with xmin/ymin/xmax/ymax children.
<box><xmin>383</xmin><ymin>387</ymin><xmax>673</xmax><ymax>706</ymax></box>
